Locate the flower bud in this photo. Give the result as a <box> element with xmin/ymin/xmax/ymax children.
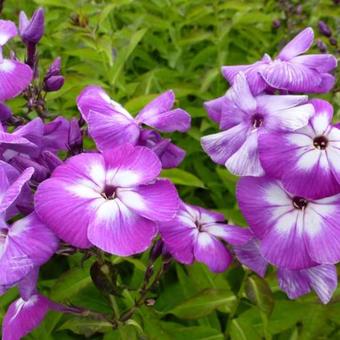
<box><xmin>318</xmin><ymin>21</ymin><xmax>332</xmax><ymax>37</ymax></box>
<box><xmin>45</xmin><ymin>57</ymin><xmax>62</xmax><ymax>78</ymax></box>
<box><xmin>40</xmin><ymin>151</ymin><xmax>63</xmax><ymax>172</ymax></box>
<box><xmin>296</xmin><ymin>4</ymin><xmax>303</xmax><ymax>14</ymax></box>
<box><xmin>316</xmin><ymin>39</ymin><xmax>327</xmax><ymax>53</ymax></box>
<box><xmin>43</xmin><ymin>75</ymin><xmax>64</xmax><ymax>92</ymax></box>
<box><xmin>329</xmin><ymin>37</ymin><xmax>337</xmax><ymax>46</ymax></box>
<box><xmin>272</xmin><ymin>19</ymin><xmax>281</xmax><ymax>29</ymax></box>
<box><xmin>19</xmin><ymin>8</ymin><xmax>45</xmax><ymax>45</ymax></box>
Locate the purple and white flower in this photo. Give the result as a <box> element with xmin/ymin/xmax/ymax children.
<box><xmin>76</xmin><ymin>86</ymin><xmax>191</xmax><ymax>168</ymax></box>
<box><xmin>237</xmin><ymin>176</ymin><xmax>340</xmax><ymax>270</ymax></box>
<box><xmin>222</xmin><ymin>27</ymin><xmax>337</xmax><ymax>94</ymax></box>
<box><xmin>201</xmin><ymin>73</ymin><xmax>314</xmax><ymax>176</ymax></box>
<box><xmin>259</xmin><ymin>99</ymin><xmax>340</xmax><ymax>199</ymax></box>
<box><xmin>0</xmin><ymin>20</ymin><xmax>33</xmax><ymax>101</ymax></box>
<box><xmin>159</xmin><ymin>202</ymin><xmax>251</xmax><ymax>272</ymax></box>
<box><xmin>35</xmin><ymin>144</ymin><xmax>179</xmax><ymax>256</ymax></box>
<box><xmin>235</xmin><ymin>238</ymin><xmax>337</xmax><ymax>304</ymax></box>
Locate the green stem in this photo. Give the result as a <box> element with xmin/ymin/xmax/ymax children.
<box><xmin>224</xmin><ymin>269</ymin><xmax>249</xmax><ymax>338</ymax></box>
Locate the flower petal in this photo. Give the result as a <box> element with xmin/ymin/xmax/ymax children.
<box><xmin>0</xmin><ymin>213</ymin><xmax>59</xmax><ymax>285</ymax></box>
<box><xmin>201</xmin><ymin>123</ymin><xmax>248</xmax><ymax>165</ymax></box>
<box><xmin>304</xmin><ymin>197</ymin><xmax>340</xmax><ymax>264</ymax></box>
<box><xmin>303</xmin><ymin>264</ymin><xmax>337</xmax><ymax>304</ymax></box>
<box><xmin>234</xmin><ymin>239</ymin><xmax>268</xmax><ymax>277</ymax></box>
<box><xmin>0</xmin><ymin>60</ymin><xmax>33</xmax><ymax>101</ymax></box>
<box><xmin>0</xmin><ymin>167</ymin><xmax>34</xmax><ymax>214</ymax></box>
<box><xmin>225</xmin><ymin>131</ymin><xmax>264</xmax><ymax>176</ymax></box>
<box><xmin>278</xmin><ymin>27</ymin><xmax>314</xmax><ymax>60</ymax></box>
<box><xmin>136</xmin><ymin>91</ymin><xmax>191</xmax><ymax>132</ymax></box>
<box><xmin>2</xmin><ymin>294</ymin><xmax>49</xmax><ymax>340</ymax></box>
<box><xmin>0</xmin><ymin>20</ymin><xmax>17</xmax><ymax>46</ymax></box>
<box><xmin>260</xmin><ymin>210</ymin><xmax>315</xmax><ymax>269</ymax></box>
<box><xmin>117</xmin><ymin>179</ymin><xmax>179</xmax><ymax>222</ymax></box>
<box><xmin>87</xmin><ymin>110</ymin><xmax>140</xmax><ymax>151</ymax></box>
<box><xmin>225</xmin><ymin>72</ymin><xmax>257</xmax><ymax>113</ymax></box>
<box><xmin>291</xmin><ymin>54</ymin><xmax>337</xmax><ymax>73</ymax></box>
<box><xmin>260</xmin><ymin>60</ymin><xmax>322</xmax><ymax>93</ymax></box>
<box><xmin>35</xmin><ymin>177</ymin><xmax>102</xmax><ymax>248</ymax></box>
<box><xmin>278</xmin><ymin>268</ymin><xmax>311</xmax><ymax>299</ymax></box>
<box><xmin>87</xmin><ymin>199</ymin><xmax>157</xmax><ymax>256</ymax></box>
<box><xmin>203</xmin><ymin>224</ymin><xmax>252</xmax><ymax>245</ymax></box>
<box><xmin>193</xmin><ymin>232</ymin><xmax>232</xmax><ymax>273</ymax></box>
<box><xmin>77</xmin><ymin>85</ymin><xmax>132</xmax><ymax>121</ymax></box>
<box><xmin>103</xmin><ymin>144</ymin><xmax>161</xmax><ymax>187</ymax></box>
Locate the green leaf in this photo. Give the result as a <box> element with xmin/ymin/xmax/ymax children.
<box><xmin>59</xmin><ymin>317</ymin><xmax>112</xmax><ymax>336</ymax></box>
<box><xmin>245</xmin><ymin>276</ymin><xmax>274</xmax><ymax>317</ymax></box>
<box><xmin>161</xmin><ymin>169</ymin><xmax>205</xmax><ymax>188</ymax></box>
<box><xmin>50</xmin><ymin>263</ymin><xmax>92</xmax><ymax>301</ymax></box>
<box><xmin>167</xmin><ymin>288</ymin><xmax>236</xmax><ymax>319</ymax></box>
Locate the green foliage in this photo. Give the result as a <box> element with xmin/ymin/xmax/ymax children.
<box><xmin>1</xmin><ymin>0</ymin><xmax>340</xmax><ymax>339</ymax></box>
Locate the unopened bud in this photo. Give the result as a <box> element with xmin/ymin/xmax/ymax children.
<box><xmin>43</xmin><ymin>75</ymin><xmax>64</xmax><ymax>92</ymax></box>
<box><xmin>316</xmin><ymin>39</ymin><xmax>327</xmax><ymax>53</ymax></box>
<box><xmin>272</xmin><ymin>19</ymin><xmax>281</xmax><ymax>29</ymax></box>
<box><xmin>19</xmin><ymin>8</ymin><xmax>45</xmax><ymax>45</ymax></box>
<box><xmin>318</xmin><ymin>21</ymin><xmax>332</xmax><ymax>37</ymax></box>
<box><xmin>45</xmin><ymin>57</ymin><xmax>62</xmax><ymax>78</ymax></box>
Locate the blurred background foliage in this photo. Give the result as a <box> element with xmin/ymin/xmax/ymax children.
<box><xmin>1</xmin><ymin>0</ymin><xmax>340</xmax><ymax>339</ymax></box>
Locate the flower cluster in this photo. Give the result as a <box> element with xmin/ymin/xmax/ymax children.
<box><xmin>201</xmin><ymin>27</ymin><xmax>339</xmax><ymax>303</ymax></box>
<box><xmin>0</xmin><ymin>7</ymin><xmax>339</xmax><ymax>338</ymax></box>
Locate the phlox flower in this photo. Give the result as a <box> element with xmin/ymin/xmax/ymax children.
<box><xmin>35</xmin><ymin>144</ymin><xmax>179</xmax><ymax>256</ymax></box>
<box><xmin>259</xmin><ymin>99</ymin><xmax>340</xmax><ymax>199</ymax></box>
<box><xmin>237</xmin><ymin>176</ymin><xmax>340</xmax><ymax>270</ymax></box>
<box><xmin>0</xmin><ymin>20</ymin><xmax>33</xmax><ymax>101</ymax></box>
<box><xmin>201</xmin><ymin>73</ymin><xmax>314</xmax><ymax>176</ymax></box>
<box><xmin>234</xmin><ymin>238</ymin><xmax>337</xmax><ymax>304</ymax></box>
<box><xmin>222</xmin><ymin>27</ymin><xmax>337</xmax><ymax>94</ymax></box>
<box><xmin>0</xmin><ymin>163</ymin><xmax>58</xmax><ymax>285</ymax></box>
<box><xmin>158</xmin><ymin>202</ymin><xmax>251</xmax><ymax>272</ymax></box>
<box><xmin>77</xmin><ymin>86</ymin><xmax>191</xmax><ymax>168</ymax></box>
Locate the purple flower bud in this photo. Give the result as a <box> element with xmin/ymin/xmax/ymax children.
<box><xmin>329</xmin><ymin>37</ymin><xmax>337</xmax><ymax>46</ymax></box>
<box><xmin>43</xmin><ymin>75</ymin><xmax>64</xmax><ymax>92</ymax></box>
<box><xmin>45</xmin><ymin>57</ymin><xmax>62</xmax><ymax>78</ymax></box>
<box><xmin>19</xmin><ymin>8</ymin><xmax>45</xmax><ymax>45</ymax></box>
<box><xmin>318</xmin><ymin>21</ymin><xmax>332</xmax><ymax>37</ymax></box>
<box><xmin>296</xmin><ymin>4</ymin><xmax>303</xmax><ymax>14</ymax></box>
<box><xmin>272</xmin><ymin>19</ymin><xmax>281</xmax><ymax>29</ymax></box>
<box><xmin>316</xmin><ymin>39</ymin><xmax>327</xmax><ymax>53</ymax></box>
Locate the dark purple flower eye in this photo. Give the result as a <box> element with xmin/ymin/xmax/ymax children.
<box><xmin>292</xmin><ymin>196</ymin><xmax>308</xmax><ymax>210</ymax></box>
<box><xmin>313</xmin><ymin>135</ymin><xmax>328</xmax><ymax>150</ymax></box>
<box><xmin>251</xmin><ymin>114</ymin><xmax>264</xmax><ymax>129</ymax></box>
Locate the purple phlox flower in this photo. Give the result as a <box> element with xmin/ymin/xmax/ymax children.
<box><xmin>138</xmin><ymin>130</ymin><xmax>185</xmax><ymax>169</ymax></box>
<box><xmin>201</xmin><ymin>73</ymin><xmax>314</xmax><ymax>176</ymax></box>
<box><xmin>2</xmin><ymin>267</ymin><xmax>61</xmax><ymax>340</ymax></box>
<box><xmin>76</xmin><ymin>86</ymin><xmax>191</xmax><ymax>168</ymax></box>
<box><xmin>19</xmin><ymin>8</ymin><xmax>44</xmax><ymax>45</ymax></box>
<box><xmin>0</xmin><ymin>20</ymin><xmax>33</xmax><ymax>101</ymax></box>
<box><xmin>222</xmin><ymin>27</ymin><xmax>337</xmax><ymax>94</ymax></box>
<box><xmin>4</xmin><ymin>117</ymin><xmax>77</xmax><ymax>183</ymax></box>
<box><xmin>158</xmin><ymin>201</ymin><xmax>252</xmax><ymax>273</ymax></box>
<box><xmin>0</xmin><ymin>162</ymin><xmax>57</xmax><ymax>286</ymax></box>
<box><xmin>259</xmin><ymin>99</ymin><xmax>340</xmax><ymax>199</ymax></box>
<box><xmin>0</xmin><ymin>211</ymin><xmax>58</xmax><ymax>286</ymax></box>
<box><xmin>35</xmin><ymin>144</ymin><xmax>179</xmax><ymax>256</ymax></box>
<box><xmin>235</xmin><ymin>237</ymin><xmax>337</xmax><ymax>304</ymax></box>
<box><xmin>237</xmin><ymin>175</ymin><xmax>340</xmax><ymax>270</ymax></box>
